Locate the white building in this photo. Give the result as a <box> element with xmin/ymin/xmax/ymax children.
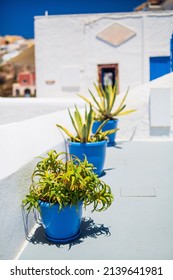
<box><xmin>1</xmin><ymin>9</ymin><xmax>173</xmax><ymax>260</ymax></box>
<box><xmin>35</xmin><ymin>10</ymin><xmax>173</xmax><ymax>98</ymax></box>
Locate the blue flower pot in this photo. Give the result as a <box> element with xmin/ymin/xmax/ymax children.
<box><xmin>67</xmin><ymin>140</ymin><xmax>107</xmax><ymax>176</ymax></box>
<box><xmin>39</xmin><ymin>200</ymin><xmax>83</xmax><ymax>243</ymax></box>
<box><xmin>92</xmin><ymin>119</ymin><xmax>119</xmax><ymax>146</ymax></box>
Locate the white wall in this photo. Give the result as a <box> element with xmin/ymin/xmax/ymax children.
<box><xmin>34</xmin><ymin>11</ymin><xmax>173</xmax><ymax>98</ymax></box>
<box><xmin>0</xmin><ymin>72</ymin><xmax>173</xmax><ymax>259</ymax></box>
<box><xmin>0</xmin><ymin>109</ymin><xmax>74</xmax><ymax>259</ymax></box>
<box><xmin>35</xmin><ymin>15</ymin><xmax>85</xmax><ymax>97</ymax></box>
<box><xmin>0</xmin><ymin>160</ymin><xmax>39</xmax><ymax>260</ymax></box>
<box><xmin>0</xmin><ymin>97</ymin><xmax>84</xmax><ymax>125</ymax></box>
<box><xmin>116</xmin><ymin>73</ymin><xmax>173</xmax><ymax>140</ymax></box>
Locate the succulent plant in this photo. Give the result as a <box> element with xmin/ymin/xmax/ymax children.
<box><xmin>22</xmin><ymin>150</ymin><xmax>114</xmax><ymax>212</ymax></box>
<box><xmin>56</xmin><ymin>104</ymin><xmax>118</xmax><ymax>143</ymax></box>
<box><xmin>78</xmin><ymin>82</ymin><xmax>136</xmax><ymax>121</ymax></box>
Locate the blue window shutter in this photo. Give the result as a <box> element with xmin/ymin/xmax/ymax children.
<box><xmin>150</xmin><ymin>56</ymin><xmax>170</xmax><ymax>81</ymax></box>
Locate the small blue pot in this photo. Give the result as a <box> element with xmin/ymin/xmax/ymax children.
<box><xmin>92</xmin><ymin>119</ymin><xmax>119</xmax><ymax>146</ymax></box>
<box><xmin>67</xmin><ymin>140</ymin><xmax>107</xmax><ymax>176</ymax></box>
<box><xmin>39</xmin><ymin>200</ymin><xmax>83</xmax><ymax>243</ymax></box>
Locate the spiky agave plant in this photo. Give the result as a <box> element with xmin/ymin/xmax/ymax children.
<box><xmin>56</xmin><ymin>104</ymin><xmax>118</xmax><ymax>143</ymax></box>
<box><xmin>78</xmin><ymin>82</ymin><xmax>136</xmax><ymax>121</ymax></box>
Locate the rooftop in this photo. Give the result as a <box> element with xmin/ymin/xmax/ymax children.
<box><xmin>0</xmin><ymin>73</ymin><xmax>173</xmax><ymax>261</ymax></box>
<box><xmin>18</xmin><ymin>140</ymin><xmax>173</xmax><ymax>260</ymax></box>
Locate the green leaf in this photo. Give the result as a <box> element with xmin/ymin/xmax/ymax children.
<box><xmin>77</xmin><ymin>94</ymin><xmax>93</xmax><ymax>106</ymax></box>
<box><xmin>112</xmin><ymin>87</ymin><xmax>130</xmax><ymax>117</ymax></box>
<box><xmin>109</xmin><ymin>83</ymin><xmax>118</xmax><ymax>112</ymax></box>
<box><xmin>94</xmin><ymin>119</ymin><xmax>109</xmax><ymax>135</ymax></box>
<box><xmin>111</xmin><ymin>104</ymin><xmax>126</xmax><ymax>117</ymax></box>
<box><xmin>68</xmin><ymin>108</ymin><xmax>81</xmax><ymax>139</ymax></box>
<box><xmin>74</xmin><ymin>105</ymin><xmax>83</xmax><ymax>130</ymax></box>
<box><xmin>103</xmin><ymin>86</ymin><xmax>109</xmax><ymax>115</ymax></box>
<box><xmin>94</xmin><ymin>83</ymin><xmax>106</xmax><ymax>112</ymax></box>
<box><xmin>89</xmin><ymin>88</ymin><xmax>104</xmax><ymax>113</ymax></box>
<box><xmin>56</xmin><ymin>124</ymin><xmax>79</xmax><ymax>142</ymax></box>
<box><xmin>86</xmin><ymin>104</ymin><xmax>94</xmax><ymax>142</ymax></box>
<box><xmin>116</xmin><ymin>109</ymin><xmax>137</xmax><ymax>116</ymax></box>
<box><xmin>81</xmin><ymin>123</ymin><xmax>87</xmax><ymax>142</ymax></box>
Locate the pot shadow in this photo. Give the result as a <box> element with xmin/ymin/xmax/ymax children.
<box><xmin>28</xmin><ymin>217</ymin><xmax>111</xmax><ymax>249</ymax></box>
<box><xmin>99</xmin><ymin>168</ymin><xmax>115</xmax><ymax>178</ymax></box>
<box><xmin>107</xmin><ymin>142</ymin><xmax>123</xmax><ymax>149</ymax></box>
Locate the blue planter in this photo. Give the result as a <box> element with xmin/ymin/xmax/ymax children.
<box><xmin>39</xmin><ymin>200</ymin><xmax>83</xmax><ymax>243</ymax></box>
<box><xmin>92</xmin><ymin>119</ymin><xmax>119</xmax><ymax>146</ymax></box>
<box><xmin>67</xmin><ymin>140</ymin><xmax>107</xmax><ymax>176</ymax></box>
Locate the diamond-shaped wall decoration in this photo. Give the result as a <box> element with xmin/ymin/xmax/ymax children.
<box><xmin>96</xmin><ymin>22</ymin><xmax>136</xmax><ymax>47</ymax></box>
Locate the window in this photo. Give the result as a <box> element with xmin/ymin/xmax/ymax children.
<box><xmin>98</xmin><ymin>64</ymin><xmax>119</xmax><ymax>90</ymax></box>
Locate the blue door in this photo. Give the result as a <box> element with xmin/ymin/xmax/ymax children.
<box><xmin>150</xmin><ymin>56</ymin><xmax>170</xmax><ymax>81</ymax></box>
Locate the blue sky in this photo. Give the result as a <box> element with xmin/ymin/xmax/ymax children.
<box><xmin>0</xmin><ymin>0</ymin><xmax>143</xmax><ymax>38</ymax></box>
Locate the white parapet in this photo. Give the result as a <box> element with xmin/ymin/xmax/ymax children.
<box><xmin>0</xmin><ymin>106</ymin><xmax>76</xmax><ymax>260</ymax></box>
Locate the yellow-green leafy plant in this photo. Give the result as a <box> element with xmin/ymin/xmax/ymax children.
<box><xmin>56</xmin><ymin>104</ymin><xmax>118</xmax><ymax>143</ymax></box>
<box><xmin>78</xmin><ymin>82</ymin><xmax>136</xmax><ymax>121</ymax></box>
<box><xmin>22</xmin><ymin>150</ymin><xmax>114</xmax><ymax>212</ymax></box>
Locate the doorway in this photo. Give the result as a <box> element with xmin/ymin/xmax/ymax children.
<box><xmin>98</xmin><ymin>64</ymin><xmax>119</xmax><ymax>90</ymax></box>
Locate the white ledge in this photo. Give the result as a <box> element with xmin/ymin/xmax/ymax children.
<box><xmin>0</xmin><ymin>111</ymin><xmax>67</xmax><ymax>180</ymax></box>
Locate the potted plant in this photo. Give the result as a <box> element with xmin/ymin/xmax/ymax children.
<box><xmin>78</xmin><ymin>82</ymin><xmax>136</xmax><ymax>146</ymax></box>
<box><xmin>22</xmin><ymin>150</ymin><xmax>114</xmax><ymax>243</ymax></box>
<box><xmin>56</xmin><ymin>104</ymin><xmax>117</xmax><ymax>176</ymax></box>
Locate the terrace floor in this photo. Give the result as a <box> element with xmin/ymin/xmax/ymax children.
<box><xmin>18</xmin><ymin>140</ymin><xmax>173</xmax><ymax>260</ymax></box>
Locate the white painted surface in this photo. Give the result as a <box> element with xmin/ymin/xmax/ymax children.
<box><xmin>0</xmin><ymin>73</ymin><xmax>173</xmax><ymax>182</ymax></box>
<box><xmin>0</xmin><ymin>108</ymin><xmax>77</xmax><ymax>180</ymax></box>
<box><xmin>0</xmin><ymin>97</ymin><xmax>84</xmax><ymax>125</ymax></box>
<box><xmin>34</xmin><ymin>11</ymin><xmax>173</xmax><ymax>98</ymax></box>
<box><xmin>0</xmin><ymin>161</ymin><xmax>37</xmax><ymax>260</ymax></box>
<box><xmin>0</xmin><ymin>73</ymin><xmax>173</xmax><ymax>259</ymax></box>
<box><xmin>0</xmin><ymin>110</ymin><xmax>73</xmax><ymax>259</ymax></box>
<box><xmin>115</xmin><ymin>73</ymin><xmax>173</xmax><ymax>139</ymax></box>
<box><xmin>18</xmin><ymin>141</ymin><xmax>173</xmax><ymax>260</ymax></box>
<box><xmin>150</xmin><ymin>87</ymin><xmax>171</xmax><ymax>127</ymax></box>
<box><xmin>0</xmin><ymin>73</ymin><xmax>172</xmax><ymax>179</ymax></box>
<box><xmin>120</xmin><ymin>186</ymin><xmax>156</xmax><ymax>197</ymax></box>
<box><xmin>61</xmin><ymin>65</ymin><xmax>81</xmax><ymax>90</ymax></box>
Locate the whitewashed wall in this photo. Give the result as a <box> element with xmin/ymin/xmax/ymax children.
<box><xmin>116</xmin><ymin>73</ymin><xmax>173</xmax><ymax>140</ymax></box>
<box><xmin>0</xmin><ymin>72</ymin><xmax>173</xmax><ymax>259</ymax></box>
<box><xmin>34</xmin><ymin>11</ymin><xmax>173</xmax><ymax>98</ymax></box>
<box><xmin>0</xmin><ymin>93</ymin><xmax>86</xmax><ymax>259</ymax></box>
<box><xmin>0</xmin><ymin>109</ymin><xmax>75</xmax><ymax>260</ymax></box>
